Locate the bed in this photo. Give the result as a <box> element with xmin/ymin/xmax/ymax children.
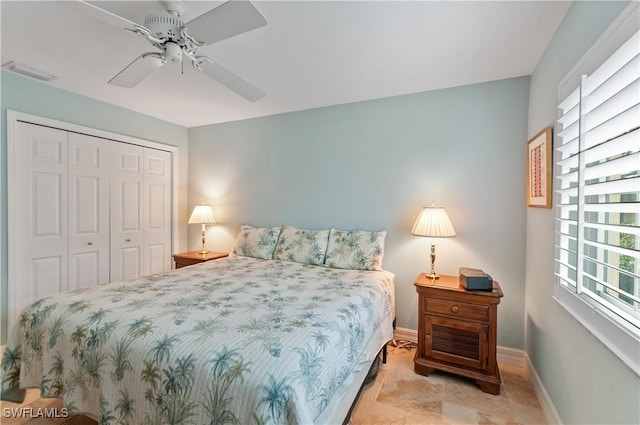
<box><xmin>1</xmin><ymin>225</ymin><xmax>394</xmax><ymax>424</ymax></box>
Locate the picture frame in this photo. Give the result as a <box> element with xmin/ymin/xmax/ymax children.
<box><xmin>527</xmin><ymin>127</ymin><xmax>552</xmax><ymax>208</ymax></box>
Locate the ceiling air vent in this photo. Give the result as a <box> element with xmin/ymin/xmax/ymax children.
<box><xmin>2</xmin><ymin>61</ymin><xmax>57</xmax><ymax>82</ymax></box>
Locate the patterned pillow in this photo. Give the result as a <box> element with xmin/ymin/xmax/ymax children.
<box><xmin>230</xmin><ymin>225</ymin><xmax>282</xmax><ymax>259</ymax></box>
<box><xmin>273</xmin><ymin>225</ymin><xmax>330</xmax><ymax>266</ymax></box>
<box><xmin>324</xmin><ymin>228</ymin><xmax>387</xmax><ymax>271</ymax></box>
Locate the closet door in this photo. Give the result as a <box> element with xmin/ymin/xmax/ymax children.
<box><xmin>9</xmin><ymin>115</ymin><xmax>175</xmax><ymax>334</ymax></box>
<box><xmin>110</xmin><ymin>143</ymin><xmax>144</xmax><ymax>282</ymax></box>
<box><xmin>10</xmin><ymin>123</ymin><xmax>68</xmax><ymax>330</ymax></box>
<box><xmin>68</xmin><ymin>133</ymin><xmax>110</xmax><ymax>289</ymax></box>
<box><xmin>143</xmin><ymin>148</ymin><xmax>172</xmax><ymax>275</ymax></box>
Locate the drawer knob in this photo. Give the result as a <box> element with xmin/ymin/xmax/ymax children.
<box><xmin>451</xmin><ymin>305</ymin><xmax>460</xmax><ymax>313</ymax></box>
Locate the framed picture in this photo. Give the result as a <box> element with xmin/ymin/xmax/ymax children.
<box><xmin>527</xmin><ymin>127</ymin><xmax>552</xmax><ymax>208</ymax></box>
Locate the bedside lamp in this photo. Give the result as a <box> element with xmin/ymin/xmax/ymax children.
<box><xmin>411</xmin><ymin>203</ymin><xmax>456</xmax><ymax>279</ymax></box>
<box><xmin>188</xmin><ymin>202</ymin><xmax>216</xmax><ymax>255</ymax></box>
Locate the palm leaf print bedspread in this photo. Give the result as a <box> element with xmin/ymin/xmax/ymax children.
<box><xmin>1</xmin><ymin>256</ymin><xmax>395</xmax><ymax>424</ymax></box>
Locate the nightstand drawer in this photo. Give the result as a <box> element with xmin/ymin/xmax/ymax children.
<box><xmin>424</xmin><ymin>298</ymin><xmax>489</xmax><ymax>321</ymax></box>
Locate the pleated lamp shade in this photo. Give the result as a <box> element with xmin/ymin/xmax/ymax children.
<box><xmin>188</xmin><ymin>205</ymin><xmax>216</xmax><ymax>225</ymax></box>
<box><xmin>411</xmin><ymin>206</ymin><xmax>456</xmax><ymax>238</ymax></box>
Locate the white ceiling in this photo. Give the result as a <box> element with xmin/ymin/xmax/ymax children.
<box><xmin>1</xmin><ymin>1</ymin><xmax>571</xmax><ymax>128</ymax></box>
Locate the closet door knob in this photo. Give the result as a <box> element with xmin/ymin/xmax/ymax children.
<box><xmin>87</xmin><ymin>242</ymin><xmax>93</xmax><ymax>246</ymax></box>
<box><xmin>125</xmin><ymin>238</ymin><xmax>131</xmax><ymax>242</ymax></box>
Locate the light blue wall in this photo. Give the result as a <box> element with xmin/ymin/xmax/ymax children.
<box><xmin>526</xmin><ymin>1</ymin><xmax>639</xmax><ymax>424</ymax></box>
<box><xmin>0</xmin><ymin>70</ymin><xmax>190</xmax><ymax>344</ymax></box>
<box><xmin>189</xmin><ymin>76</ymin><xmax>530</xmax><ymax>349</ymax></box>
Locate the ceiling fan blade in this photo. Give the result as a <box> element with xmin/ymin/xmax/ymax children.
<box><xmin>109</xmin><ymin>53</ymin><xmax>165</xmax><ymax>88</ymax></box>
<box><xmin>67</xmin><ymin>0</ymin><xmax>147</xmax><ymax>32</ymax></box>
<box><xmin>186</xmin><ymin>1</ymin><xmax>267</xmax><ymax>45</ymax></box>
<box><xmin>195</xmin><ymin>57</ymin><xmax>264</xmax><ymax>102</ymax></box>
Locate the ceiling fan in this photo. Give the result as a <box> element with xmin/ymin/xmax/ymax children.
<box><xmin>75</xmin><ymin>0</ymin><xmax>267</xmax><ymax>101</ymax></box>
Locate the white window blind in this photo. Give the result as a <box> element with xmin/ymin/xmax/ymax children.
<box><xmin>555</xmin><ymin>24</ymin><xmax>640</xmax><ymax>373</ymax></box>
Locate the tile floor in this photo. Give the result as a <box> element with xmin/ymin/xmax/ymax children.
<box><xmin>351</xmin><ymin>345</ymin><xmax>548</xmax><ymax>425</ymax></box>
<box><xmin>0</xmin><ymin>345</ymin><xmax>547</xmax><ymax>424</ymax></box>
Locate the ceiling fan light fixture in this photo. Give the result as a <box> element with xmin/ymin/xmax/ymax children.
<box><xmin>2</xmin><ymin>61</ymin><xmax>57</xmax><ymax>82</ymax></box>
<box><xmin>163</xmin><ymin>42</ymin><xmax>183</xmax><ymax>63</ymax></box>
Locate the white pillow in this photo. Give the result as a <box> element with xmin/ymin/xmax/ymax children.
<box><xmin>230</xmin><ymin>225</ymin><xmax>282</xmax><ymax>259</ymax></box>
<box><xmin>273</xmin><ymin>225</ymin><xmax>330</xmax><ymax>266</ymax></box>
<box><xmin>324</xmin><ymin>228</ymin><xmax>386</xmax><ymax>271</ymax></box>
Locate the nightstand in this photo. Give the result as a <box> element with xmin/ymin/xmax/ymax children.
<box><xmin>172</xmin><ymin>251</ymin><xmax>228</xmax><ymax>269</ymax></box>
<box><xmin>413</xmin><ymin>273</ymin><xmax>503</xmax><ymax>395</ymax></box>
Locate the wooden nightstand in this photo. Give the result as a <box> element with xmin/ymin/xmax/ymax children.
<box><xmin>172</xmin><ymin>251</ymin><xmax>228</xmax><ymax>269</ymax></box>
<box><xmin>413</xmin><ymin>273</ymin><xmax>503</xmax><ymax>395</ymax></box>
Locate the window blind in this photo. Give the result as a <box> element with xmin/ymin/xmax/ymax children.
<box><xmin>555</xmin><ymin>29</ymin><xmax>640</xmax><ymax>334</ymax></box>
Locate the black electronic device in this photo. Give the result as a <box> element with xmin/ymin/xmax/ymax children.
<box><xmin>459</xmin><ymin>267</ymin><xmax>493</xmax><ymax>291</ymax></box>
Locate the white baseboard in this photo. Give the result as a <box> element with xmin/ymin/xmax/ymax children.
<box><xmin>393</xmin><ymin>327</ymin><xmax>417</xmax><ymax>343</ymax></box>
<box><xmin>392</xmin><ymin>328</ymin><xmax>562</xmax><ymax>424</ymax></box>
<box><xmin>525</xmin><ymin>352</ymin><xmax>563</xmax><ymax>425</ymax></box>
<box><xmin>496</xmin><ymin>345</ymin><xmax>526</xmax><ymax>368</ymax></box>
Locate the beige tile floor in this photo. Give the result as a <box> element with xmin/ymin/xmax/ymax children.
<box><xmin>351</xmin><ymin>345</ymin><xmax>548</xmax><ymax>425</ymax></box>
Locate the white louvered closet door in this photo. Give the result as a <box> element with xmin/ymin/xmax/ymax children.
<box><xmin>110</xmin><ymin>143</ymin><xmax>145</xmax><ymax>283</ymax></box>
<box><xmin>68</xmin><ymin>133</ymin><xmax>111</xmax><ymax>289</ymax></box>
<box><xmin>10</xmin><ymin>123</ymin><xmax>69</xmax><ymax>329</ymax></box>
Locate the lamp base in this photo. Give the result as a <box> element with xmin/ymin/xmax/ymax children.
<box><xmin>427</xmin><ymin>243</ymin><xmax>440</xmax><ymax>279</ymax></box>
<box><xmin>199</xmin><ymin>226</ymin><xmax>208</xmax><ymax>256</ymax></box>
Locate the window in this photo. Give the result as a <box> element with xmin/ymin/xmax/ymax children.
<box><xmin>554</xmin><ymin>5</ymin><xmax>639</xmax><ymax>374</ymax></box>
